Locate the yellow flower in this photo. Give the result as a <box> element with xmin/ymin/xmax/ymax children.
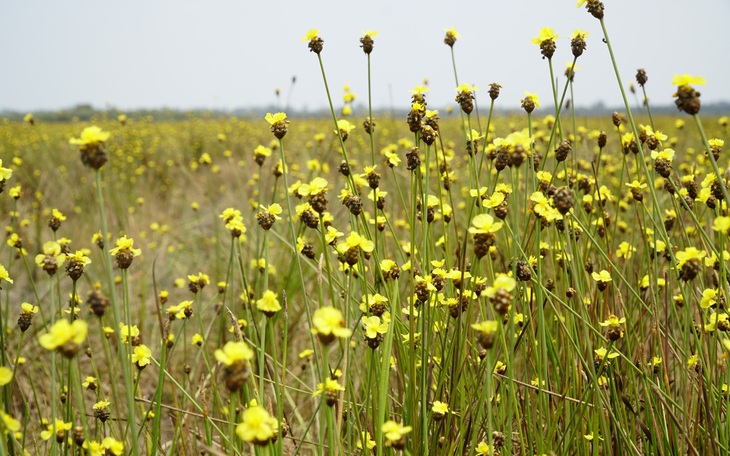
<box><xmin>0</xmin><ymin>366</ymin><xmax>12</xmax><ymax>386</ymax></box>
<box><xmin>357</xmin><ymin>431</ymin><xmax>376</xmax><ymax>450</ymax></box>
<box><xmin>1</xmin><ymin>411</ymin><xmax>20</xmax><ymax>433</ymax></box>
<box><xmin>39</xmin><ymin>319</ymin><xmax>88</xmax><ymax>352</ymax></box>
<box><xmin>119</xmin><ymin>323</ymin><xmax>140</xmax><ymax>344</ymax></box>
<box><xmin>675</xmin><ymin>247</ymin><xmax>706</xmax><ymax>268</ymax></box>
<box><xmin>192</xmin><ymin>333</ymin><xmax>204</xmax><ymax>346</ymax></box>
<box><xmin>468</xmin><ymin>213</ymin><xmax>503</xmax><ymax>235</ymax></box>
<box><xmin>594</xmin><ymin>346</ymin><xmax>620</xmax><ymax>361</ymax></box>
<box><xmin>0</xmin><ymin>264</ymin><xmax>13</xmax><ymax>285</ymax></box>
<box><xmin>471</xmin><ymin>320</ymin><xmax>499</xmax><ymax>335</ymax></box>
<box><xmin>83</xmin><ymin>441</ymin><xmax>104</xmax><ymax>456</ymax></box>
<box><xmin>672</xmin><ymin>74</ymin><xmax>706</xmax><ymax>87</ymax></box>
<box><xmin>313</xmin><ymin>377</ymin><xmax>345</xmax><ymax>398</ymax></box>
<box><xmin>476</xmin><ymin>441</ymin><xmax>490</xmax><ymax>455</ymax></box>
<box><xmin>256</xmin><ymin>289</ymin><xmax>282</xmax><ymax>315</ymax></box>
<box><xmin>382</xmin><ymin>420</ymin><xmax>412</xmax><ymax>446</ymax></box>
<box><xmin>650</xmin><ymin>148</ymin><xmax>675</xmax><ymax>162</ymax></box>
<box><xmin>570</xmin><ymin>29</ymin><xmax>589</xmax><ymax>40</ymax></box>
<box><xmin>336</xmin><ymin>231</ymin><xmax>375</xmax><ymax>254</ymax></box>
<box><xmin>69</xmin><ymin>126</ymin><xmax>111</xmax><ymax>146</ymax></box>
<box><xmin>214</xmin><ymin>341</ymin><xmax>254</xmax><ymax>366</ymax></box>
<box><xmin>591</xmin><ymin>270</ymin><xmax>612</xmax><ymax>282</ymax></box>
<box><xmin>41</xmin><ymin>419</ymin><xmax>72</xmax><ymax>440</ymax></box>
<box><xmin>0</xmin><ymin>160</ymin><xmax>12</xmax><ymax>181</ymax></box>
<box><xmin>713</xmin><ymin>216</ymin><xmax>730</xmax><ymax>233</ymax></box>
<box><xmin>301</xmin><ymin>29</ymin><xmax>320</xmax><ymax>42</ymax></box>
<box><xmin>82</xmin><ymin>376</ymin><xmax>97</xmax><ymax>390</ymax></box>
<box><xmin>522</xmin><ymin>91</ymin><xmax>541</xmax><ymax>109</ymax></box>
<box><xmin>311</xmin><ymin>306</ymin><xmax>352</xmax><ymax>343</ymax></box>
<box><xmin>101</xmin><ymin>437</ymin><xmax>125</xmax><ymax>456</ymax></box>
<box><xmin>236</xmin><ymin>405</ymin><xmax>278</xmax><ymax>444</ymax></box>
<box><xmin>93</xmin><ymin>400</ymin><xmax>110</xmax><ymax>410</ymax></box>
<box><xmin>615</xmin><ymin>241</ymin><xmax>636</xmax><ymax>259</ymax></box>
<box><xmin>532</xmin><ymin>27</ymin><xmax>558</xmax><ymax>45</ymax></box>
<box><xmin>298</xmin><ymin>177</ymin><xmax>328</xmax><ymax>197</ymax></box>
<box><xmin>701</xmin><ymin>289</ymin><xmax>718</xmax><ymax>308</ymax></box>
<box><xmin>432</xmin><ymin>401</ymin><xmax>449</xmax><ymax>419</ymax></box>
<box><xmin>265</xmin><ymin>112</ymin><xmax>287</xmax><ymax>125</ymax></box>
<box><xmin>132</xmin><ymin>345</ymin><xmax>152</xmax><ymax>368</ymax></box>
<box><xmin>362</xmin><ymin>315</ymin><xmax>389</xmax><ymax>339</ymax></box>
<box><xmin>444</xmin><ymin>27</ymin><xmax>461</xmax><ymax>38</ymax></box>
<box><xmin>109</xmin><ymin>236</ymin><xmax>142</xmax><ymax>257</ymax></box>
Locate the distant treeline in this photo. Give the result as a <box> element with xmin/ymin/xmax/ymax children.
<box><xmin>3</xmin><ymin>101</ymin><xmax>729</xmax><ymax>123</ymax></box>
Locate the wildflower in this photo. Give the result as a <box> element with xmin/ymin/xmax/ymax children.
<box><xmin>265</xmin><ymin>112</ymin><xmax>289</xmax><ymax>139</ymax></box>
<box><xmin>65</xmin><ymin>250</ymin><xmax>91</xmax><ymax>281</ymax></box>
<box><xmin>469</xmin><ymin>213</ymin><xmax>502</xmax><ymax>259</ymax></box>
<box><xmin>672</xmin><ymin>74</ymin><xmax>706</xmax><ymax>115</ymax></box>
<box><xmin>236</xmin><ymin>405</ymin><xmax>278</xmax><ymax>445</ymax></box>
<box><xmin>16</xmin><ymin>302</ymin><xmax>37</xmax><ymax>332</ymax></box>
<box><xmin>357</xmin><ymin>432</ymin><xmax>376</xmax><ymax>450</ymax></box>
<box><xmin>83</xmin><ymin>441</ymin><xmax>104</xmax><ymax>456</ymax></box>
<box><xmin>47</xmin><ymin>208</ymin><xmax>66</xmax><ymax>232</ymax></box>
<box><xmin>314</xmin><ymin>377</ymin><xmax>345</xmax><ymax>406</ymax></box>
<box><xmin>532</xmin><ymin>27</ymin><xmax>558</xmax><ymax>59</ymax></box>
<box><xmin>615</xmin><ymin>242</ymin><xmax>636</xmax><ymax>260</ymax></box>
<box><xmin>648</xmin><ymin>356</ymin><xmax>662</xmax><ymax>374</ymax></box>
<box><xmin>70</xmin><ymin>126</ymin><xmax>111</xmax><ymax>169</ymax></box>
<box><xmin>521</xmin><ymin>91</ymin><xmax>540</xmax><ymax>113</ymax></box>
<box><xmin>455</xmin><ymin>83</ymin><xmax>477</xmax><ymax>114</ymax></box>
<box><xmin>360</xmin><ymin>29</ymin><xmax>377</xmax><ymax>54</ymax></box>
<box><xmin>471</xmin><ymin>320</ymin><xmax>499</xmax><ymax>349</ymax></box>
<box><xmin>700</xmin><ymin>289</ymin><xmax>718</xmax><ymax>309</ymax></box>
<box><xmin>132</xmin><ymin>344</ymin><xmax>152</xmax><ymax>370</ymax></box>
<box><xmin>432</xmin><ymin>401</ymin><xmax>449</xmax><ymax>421</ymax></box>
<box><xmin>93</xmin><ymin>400</ymin><xmax>111</xmax><ymax>422</ymax></box>
<box><xmin>687</xmin><ymin>354</ymin><xmax>700</xmax><ymax>372</ymax></box>
<box><xmin>192</xmin><ymin>333</ymin><xmax>204</xmax><ymax>346</ymax></box>
<box><xmin>335</xmin><ymin>119</ymin><xmax>355</xmax><ymax>141</ymax></box>
<box><xmin>577</xmin><ymin>0</ymin><xmax>605</xmax><ymax>20</ymax></box>
<box><xmin>256</xmin><ymin>203</ymin><xmax>283</xmax><ymax>230</ymax></box>
<box><xmin>0</xmin><ymin>367</ymin><xmax>12</xmax><ymax>386</ymax></box>
<box><xmin>443</xmin><ymin>27</ymin><xmax>460</xmax><ymax>47</ymax></box>
<box><xmin>215</xmin><ymin>341</ymin><xmax>254</xmax><ymax>392</ymax></box>
<box><xmin>39</xmin><ymin>319</ymin><xmax>88</xmax><ymax>358</ymax></box>
<box><xmin>360</xmin><ymin>293</ymin><xmax>389</xmax><ymax>316</ymax></box>
<box><xmin>0</xmin><ymin>264</ymin><xmax>12</xmax><ymax>288</ymax></box>
<box><xmin>599</xmin><ymin>315</ymin><xmax>626</xmax><ymax>341</ymax></box>
<box><xmin>362</xmin><ymin>315</ymin><xmax>389</xmax><ymax>349</ymax></box>
<box><xmin>101</xmin><ymin>437</ymin><xmax>124</xmax><ymax>455</ymax></box>
<box><xmin>591</xmin><ymin>270</ymin><xmax>611</xmax><ymax>291</ymax></box>
<box><xmin>336</xmin><ymin>231</ymin><xmax>374</xmax><ymax>266</ymax></box>
<box><xmin>382</xmin><ymin>420</ymin><xmax>412</xmax><ymax>449</ymax></box>
<box><xmin>109</xmin><ymin>236</ymin><xmax>141</xmax><ymax>269</ymax></box>
<box><xmin>713</xmin><ymin>216</ymin><xmax>730</xmax><ymax>234</ymax></box>
<box><xmin>119</xmin><ymin>323</ymin><xmax>140</xmax><ymax>345</ymax></box>
<box><xmin>676</xmin><ymin>247</ymin><xmax>706</xmax><ymax>281</ymax></box>
<box><xmin>302</xmin><ymin>28</ymin><xmax>324</xmax><ymax>54</ymax></box>
<box><xmin>256</xmin><ymin>289</ymin><xmax>282</xmax><ymax>317</ymax></box>
<box><xmin>41</xmin><ymin>419</ymin><xmax>72</xmax><ymax>442</ymax></box>
<box><xmin>570</xmin><ymin>29</ymin><xmax>589</xmax><ymax>57</ymax></box>
<box><xmin>35</xmin><ymin>240</ymin><xmax>65</xmax><ymax>276</ymax></box>
<box><xmin>476</xmin><ymin>442</ymin><xmax>491</xmax><ymax>455</ymax></box>
<box><xmin>594</xmin><ymin>346</ymin><xmax>620</xmax><ymax>365</ymax></box>
<box><xmin>311</xmin><ymin>306</ymin><xmax>352</xmax><ymax>345</ymax></box>
<box><xmin>82</xmin><ymin>376</ymin><xmax>97</xmax><ymax>391</ymax></box>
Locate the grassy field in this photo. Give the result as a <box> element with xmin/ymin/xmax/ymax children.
<box><xmin>1</xmin><ymin>3</ymin><xmax>730</xmax><ymax>456</ymax></box>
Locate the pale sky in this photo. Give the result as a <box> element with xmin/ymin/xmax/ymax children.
<box><xmin>1</xmin><ymin>0</ymin><xmax>728</xmax><ymax>113</ymax></box>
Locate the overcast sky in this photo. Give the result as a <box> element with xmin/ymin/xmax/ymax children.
<box><xmin>1</xmin><ymin>0</ymin><xmax>728</xmax><ymax>113</ymax></box>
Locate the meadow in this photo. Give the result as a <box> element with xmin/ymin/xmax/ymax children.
<box><xmin>1</xmin><ymin>2</ymin><xmax>730</xmax><ymax>455</ymax></box>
